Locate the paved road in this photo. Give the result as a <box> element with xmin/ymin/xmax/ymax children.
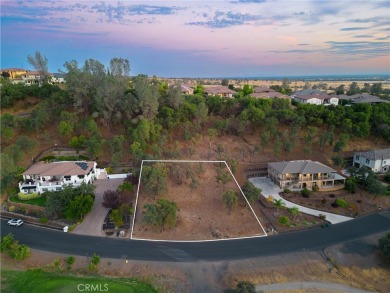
<box><xmin>1</xmin><ymin>211</ymin><xmax>389</xmax><ymax>262</ymax></box>
<box><xmin>72</xmin><ymin>179</ymin><xmax>123</xmax><ymax>236</ymax></box>
<box><xmin>256</xmin><ymin>281</ymin><xmax>372</xmax><ymax>293</ymax></box>
<box><xmin>249</xmin><ymin>177</ymin><xmax>353</xmax><ymax>224</ymax></box>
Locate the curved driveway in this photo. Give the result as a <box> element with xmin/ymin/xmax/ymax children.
<box><xmin>249</xmin><ymin>177</ymin><xmax>353</xmax><ymax>224</ymax></box>
<box><xmin>1</xmin><ymin>211</ymin><xmax>389</xmax><ymax>262</ymax></box>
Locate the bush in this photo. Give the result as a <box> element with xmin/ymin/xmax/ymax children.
<box><xmin>8</xmin><ymin>206</ymin><xmax>15</xmax><ymax>212</ymax></box>
<box><xmin>39</xmin><ymin>217</ymin><xmax>48</xmax><ymax>223</ymax></box>
<box><xmin>335</xmin><ymin>198</ymin><xmax>348</xmax><ymax>208</ymax></box>
<box><xmin>106</xmin><ymin>167</ymin><xmax>113</xmax><ymax>174</ymax></box>
<box><xmin>284</xmin><ymin>188</ymin><xmax>291</xmax><ymax>193</ymax></box>
<box><xmin>1</xmin><ymin>233</ymin><xmax>30</xmax><ymax>260</ymax></box>
<box><xmin>379</xmin><ymin>233</ymin><xmax>390</xmax><ymax>258</ymax></box>
<box><xmin>319</xmin><ymin>214</ymin><xmax>326</xmax><ymax>220</ymax></box>
<box><xmin>321</xmin><ymin>198</ymin><xmax>327</xmax><ymax>204</ymax></box>
<box><xmin>91</xmin><ymin>253</ymin><xmax>100</xmax><ymax>266</ymax></box>
<box><xmin>39</xmin><ymin>155</ymin><xmax>56</xmax><ymax>161</ymax></box>
<box><xmin>384</xmin><ymin>173</ymin><xmax>390</xmax><ymax>183</ymax></box>
<box><xmin>233</xmin><ymin>281</ymin><xmax>256</xmax><ymax>293</ymax></box>
<box><xmin>66</xmin><ymin>256</ymin><xmax>75</xmax><ymax>265</ymax></box>
<box><xmin>301</xmin><ymin>188</ymin><xmax>310</xmax><ymax>198</ymax></box>
<box><xmin>278</xmin><ymin>216</ymin><xmax>290</xmax><ymax>225</ymax></box>
<box><xmin>18</xmin><ymin>192</ymin><xmax>40</xmax><ymax>200</ymax></box>
<box><xmin>312</xmin><ymin>185</ymin><xmax>319</xmax><ymax>192</ymax></box>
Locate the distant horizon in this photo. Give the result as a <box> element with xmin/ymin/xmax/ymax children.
<box><xmin>2</xmin><ymin>1</ymin><xmax>389</xmax><ymax>77</ymax></box>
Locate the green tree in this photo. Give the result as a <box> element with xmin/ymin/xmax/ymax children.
<box><xmin>84</xmin><ymin>136</ymin><xmax>104</xmax><ymax>159</ymax></box>
<box><xmin>347</xmin><ymin>82</ymin><xmax>360</xmax><ymax>95</ymax></box>
<box><xmin>110</xmin><ymin>209</ymin><xmax>124</xmax><ymax>227</ymax></box>
<box><xmin>288</xmin><ymin>207</ymin><xmax>300</xmax><ymax>220</ymax></box>
<box><xmin>379</xmin><ymin>233</ymin><xmax>390</xmax><ymax>258</ymax></box>
<box><xmin>273</xmin><ymin>199</ymin><xmax>285</xmax><ymax>212</ymax></box>
<box><xmin>69</xmin><ymin>135</ymin><xmax>85</xmax><ymax>148</ymax></box>
<box><xmin>193</xmin><ymin>84</ymin><xmax>204</xmax><ymax>96</ymax></box>
<box><xmin>221</xmin><ymin>78</ymin><xmax>229</xmax><ymax>86</ymax></box>
<box><xmin>108</xmin><ymin>135</ymin><xmax>125</xmax><ymax>167</ymax></box>
<box><xmin>222</xmin><ymin>190</ymin><xmax>238</xmax><ymax>213</ymax></box>
<box><xmin>58</xmin><ymin>121</ymin><xmax>74</xmax><ymax>137</ymax></box>
<box><xmin>345</xmin><ymin>178</ymin><xmax>357</xmax><ymax>193</ymax></box>
<box><xmin>336</xmin><ymin>84</ymin><xmax>345</xmax><ymax>95</ymax></box>
<box><xmin>241</xmin><ymin>181</ymin><xmax>260</xmax><ymax>203</ymax></box>
<box><xmin>141</xmin><ymin>163</ymin><xmax>168</xmax><ymax>197</ymax></box>
<box><xmin>65</xmin><ymin>194</ymin><xmax>94</xmax><ymax>220</ymax></box>
<box><xmin>27</xmin><ymin>51</ymin><xmax>49</xmax><ymax>82</ymax></box>
<box><xmin>143</xmin><ymin>199</ymin><xmax>178</xmax><ymax>231</ymax></box>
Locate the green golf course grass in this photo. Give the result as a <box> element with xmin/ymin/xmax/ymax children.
<box><xmin>1</xmin><ymin>269</ymin><xmax>157</xmax><ymax>293</ymax></box>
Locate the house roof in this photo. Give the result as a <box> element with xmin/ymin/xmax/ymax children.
<box><xmin>268</xmin><ymin>160</ymin><xmax>337</xmax><ymax>174</ymax></box>
<box><xmin>23</xmin><ymin>161</ymin><xmax>95</xmax><ymax>176</ymax></box>
<box><xmin>253</xmin><ymin>86</ymin><xmax>272</xmax><ymax>93</ymax></box>
<box><xmin>294</xmin><ymin>94</ymin><xmax>337</xmax><ymax>100</ymax></box>
<box><xmin>354</xmin><ymin>148</ymin><xmax>390</xmax><ymax>161</ymax></box>
<box><xmin>250</xmin><ymin>92</ymin><xmax>291</xmax><ymax>99</ymax></box>
<box><xmin>1</xmin><ymin>68</ymin><xmax>28</xmax><ymax>72</ymax></box>
<box><xmin>203</xmin><ymin>85</ymin><xmax>236</xmax><ymax>95</ymax></box>
<box><xmin>23</xmin><ymin>71</ymin><xmax>41</xmax><ymax>76</ymax></box>
<box><xmin>292</xmin><ymin>89</ymin><xmax>326</xmax><ymax>96</ymax></box>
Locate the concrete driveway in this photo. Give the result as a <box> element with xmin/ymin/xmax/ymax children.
<box><xmin>72</xmin><ymin>178</ymin><xmax>124</xmax><ymax>236</ymax></box>
<box><xmin>249</xmin><ymin>177</ymin><xmax>353</xmax><ymax>224</ymax></box>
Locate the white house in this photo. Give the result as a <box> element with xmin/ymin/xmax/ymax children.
<box><xmin>19</xmin><ymin>161</ymin><xmax>97</xmax><ymax>194</ymax></box>
<box><xmin>21</xmin><ymin>71</ymin><xmax>42</xmax><ymax>85</ymax></box>
<box><xmin>292</xmin><ymin>94</ymin><xmax>339</xmax><ymax>105</ymax></box>
<box><xmin>353</xmin><ymin>148</ymin><xmax>390</xmax><ymax>173</ymax></box>
<box><xmin>268</xmin><ymin>160</ymin><xmax>346</xmax><ymax>190</ymax></box>
<box><xmin>203</xmin><ymin>85</ymin><xmax>236</xmax><ymax>98</ymax></box>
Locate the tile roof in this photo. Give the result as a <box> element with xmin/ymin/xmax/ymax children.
<box><xmin>23</xmin><ymin>161</ymin><xmax>95</xmax><ymax>176</ymax></box>
<box><xmin>250</xmin><ymin>92</ymin><xmax>291</xmax><ymax>99</ymax></box>
<box><xmin>292</xmin><ymin>89</ymin><xmax>326</xmax><ymax>96</ymax></box>
<box><xmin>203</xmin><ymin>85</ymin><xmax>236</xmax><ymax>95</ymax></box>
<box><xmin>1</xmin><ymin>68</ymin><xmax>28</xmax><ymax>71</ymax></box>
<box><xmin>268</xmin><ymin>160</ymin><xmax>336</xmax><ymax>174</ymax></box>
<box><xmin>253</xmin><ymin>86</ymin><xmax>272</xmax><ymax>93</ymax></box>
<box><xmin>354</xmin><ymin>148</ymin><xmax>390</xmax><ymax>161</ymax></box>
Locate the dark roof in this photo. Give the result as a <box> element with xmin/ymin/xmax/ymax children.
<box><xmin>268</xmin><ymin>160</ymin><xmax>336</xmax><ymax>174</ymax></box>
<box><xmin>292</xmin><ymin>89</ymin><xmax>326</xmax><ymax>96</ymax></box>
<box><xmin>294</xmin><ymin>94</ymin><xmax>337</xmax><ymax>100</ymax></box>
<box><xmin>354</xmin><ymin>148</ymin><xmax>390</xmax><ymax>160</ymax></box>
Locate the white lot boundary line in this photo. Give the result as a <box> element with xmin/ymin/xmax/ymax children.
<box><xmin>130</xmin><ymin>160</ymin><xmax>144</xmax><ymax>239</ymax></box>
<box><xmin>131</xmin><ymin>159</ymin><xmax>268</xmax><ymax>242</ymax></box>
<box><xmin>224</xmin><ymin>161</ymin><xmax>268</xmax><ymax>237</ymax></box>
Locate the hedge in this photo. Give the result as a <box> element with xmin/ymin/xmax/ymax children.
<box><xmin>18</xmin><ymin>193</ymin><xmax>40</xmax><ymax>200</ymax></box>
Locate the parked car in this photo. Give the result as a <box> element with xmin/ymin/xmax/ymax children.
<box><xmin>7</xmin><ymin>219</ymin><xmax>24</xmax><ymax>227</ymax></box>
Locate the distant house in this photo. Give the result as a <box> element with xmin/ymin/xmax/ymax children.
<box><xmin>181</xmin><ymin>84</ymin><xmax>194</xmax><ymax>95</ymax></box>
<box><xmin>19</xmin><ymin>161</ymin><xmax>97</xmax><ymax>194</ymax></box>
<box><xmin>250</xmin><ymin>86</ymin><xmax>291</xmax><ymax>100</ymax></box>
<box><xmin>338</xmin><ymin>93</ymin><xmax>389</xmax><ymax>104</ymax></box>
<box><xmin>50</xmin><ymin>73</ymin><xmax>65</xmax><ymax>84</ymax></box>
<box><xmin>203</xmin><ymin>85</ymin><xmax>236</xmax><ymax>98</ymax></box>
<box><xmin>1</xmin><ymin>68</ymin><xmax>28</xmax><ymax>79</ymax></box>
<box><xmin>268</xmin><ymin>160</ymin><xmax>346</xmax><ymax>190</ymax></box>
<box><xmin>353</xmin><ymin>148</ymin><xmax>390</xmax><ymax>173</ymax></box>
<box><xmin>21</xmin><ymin>71</ymin><xmax>43</xmax><ymax>85</ymax></box>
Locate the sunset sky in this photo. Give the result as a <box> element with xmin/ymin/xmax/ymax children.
<box><xmin>1</xmin><ymin>0</ymin><xmax>390</xmax><ymax>77</ymax></box>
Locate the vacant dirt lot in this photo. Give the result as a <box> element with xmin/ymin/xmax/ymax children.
<box><xmin>132</xmin><ymin>161</ymin><xmax>266</xmax><ymax>240</ymax></box>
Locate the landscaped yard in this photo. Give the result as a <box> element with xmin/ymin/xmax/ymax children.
<box><xmin>1</xmin><ymin>269</ymin><xmax>156</xmax><ymax>293</ymax></box>
<box><xmin>132</xmin><ymin>161</ymin><xmax>266</xmax><ymax>240</ymax></box>
<box><xmin>8</xmin><ymin>195</ymin><xmax>46</xmax><ymax>207</ymax></box>
<box><xmin>280</xmin><ymin>188</ymin><xmax>390</xmax><ymax>217</ymax></box>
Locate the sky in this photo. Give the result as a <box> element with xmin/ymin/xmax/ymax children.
<box><xmin>1</xmin><ymin>0</ymin><xmax>390</xmax><ymax>77</ymax></box>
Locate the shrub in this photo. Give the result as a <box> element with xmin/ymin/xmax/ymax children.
<box><xmin>284</xmin><ymin>188</ymin><xmax>291</xmax><ymax>193</ymax></box>
<box><xmin>379</xmin><ymin>233</ymin><xmax>390</xmax><ymax>258</ymax></box>
<box><xmin>39</xmin><ymin>155</ymin><xmax>56</xmax><ymax>161</ymax></box>
<box><xmin>66</xmin><ymin>256</ymin><xmax>75</xmax><ymax>265</ymax></box>
<box><xmin>312</xmin><ymin>185</ymin><xmax>319</xmax><ymax>192</ymax></box>
<box><xmin>329</xmin><ymin>194</ymin><xmax>336</xmax><ymax>198</ymax></box>
<box><xmin>335</xmin><ymin>198</ymin><xmax>348</xmax><ymax>208</ymax></box>
<box><xmin>1</xmin><ymin>233</ymin><xmax>30</xmax><ymax>260</ymax></box>
<box><xmin>321</xmin><ymin>198</ymin><xmax>327</xmax><ymax>204</ymax></box>
<box><xmin>91</xmin><ymin>253</ymin><xmax>100</xmax><ymax>266</ymax></box>
<box><xmin>17</xmin><ymin>192</ymin><xmax>40</xmax><ymax>200</ymax></box>
<box><xmin>233</xmin><ymin>281</ymin><xmax>256</xmax><ymax>293</ymax></box>
<box><xmin>319</xmin><ymin>214</ymin><xmax>326</xmax><ymax>220</ymax></box>
<box><xmin>39</xmin><ymin>217</ymin><xmax>48</xmax><ymax>223</ymax></box>
<box><xmin>278</xmin><ymin>216</ymin><xmax>290</xmax><ymax>225</ymax></box>
<box><xmin>8</xmin><ymin>206</ymin><xmax>15</xmax><ymax>212</ymax></box>
<box><xmin>106</xmin><ymin>167</ymin><xmax>113</xmax><ymax>174</ymax></box>
<box><xmin>301</xmin><ymin>188</ymin><xmax>310</xmax><ymax>198</ymax></box>
<box><xmin>384</xmin><ymin>173</ymin><xmax>390</xmax><ymax>183</ymax></box>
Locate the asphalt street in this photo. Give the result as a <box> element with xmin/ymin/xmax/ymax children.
<box><xmin>1</xmin><ymin>211</ymin><xmax>390</xmax><ymax>262</ymax></box>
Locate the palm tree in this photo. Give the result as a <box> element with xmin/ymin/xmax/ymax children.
<box><xmin>273</xmin><ymin>199</ymin><xmax>286</xmax><ymax>212</ymax></box>
<box><xmin>288</xmin><ymin>206</ymin><xmax>300</xmax><ymax>220</ymax></box>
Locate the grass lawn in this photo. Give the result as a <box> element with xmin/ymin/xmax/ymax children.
<box><xmin>9</xmin><ymin>195</ymin><xmax>46</xmax><ymax>207</ymax></box>
<box><xmin>1</xmin><ymin>269</ymin><xmax>157</xmax><ymax>293</ymax></box>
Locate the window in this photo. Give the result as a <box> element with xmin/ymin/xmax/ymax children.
<box><xmin>64</xmin><ymin>176</ymin><xmax>71</xmax><ymax>181</ymax></box>
<box><xmin>366</xmin><ymin>159</ymin><xmax>370</xmax><ymax>164</ymax></box>
<box><xmin>355</xmin><ymin>156</ymin><xmax>359</xmax><ymax>161</ymax></box>
<box><xmin>384</xmin><ymin>161</ymin><xmax>387</xmax><ymax>165</ymax></box>
<box><xmin>78</xmin><ymin>175</ymin><xmax>85</xmax><ymax>179</ymax></box>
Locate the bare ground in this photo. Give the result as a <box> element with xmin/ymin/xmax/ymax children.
<box><xmin>132</xmin><ymin>162</ymin><xmax>265</xmax><ymax>240</ymax></box>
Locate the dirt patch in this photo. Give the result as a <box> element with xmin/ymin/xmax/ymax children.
<box><xmin>280</xmin><ymin>189</ymin><xmax>390</xmax><ymax>218</ymax></box>
<box><xmin>132</xmin><ymin>161</ymin><xmax>265</xmax><ymax>240</ymax></box>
